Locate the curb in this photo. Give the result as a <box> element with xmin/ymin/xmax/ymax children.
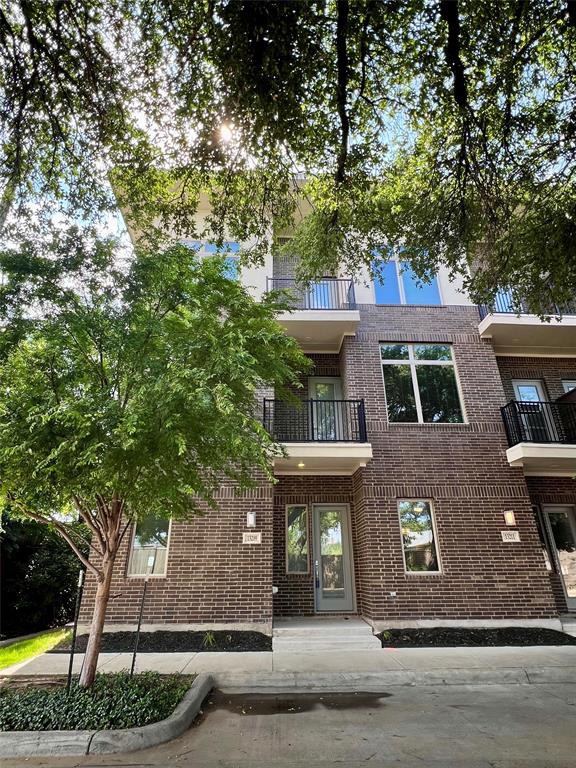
<box><xmin>213</xmin><ymin>666</ymin><xmax>576</xmax><ymax>692</ymax></box>
<box><xmin>0</xmin><ymin>673</ymin><xmax>213</xmax><ymax>758</ymax></box>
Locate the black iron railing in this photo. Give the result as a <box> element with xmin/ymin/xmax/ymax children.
<box><xmin>263</xmin><ymin>399</ymin><xmax>367</xmax><ymax>442</ymax></box>
<box><xmin>501</xmin><ymin>400</ymin><xmax>576</xmax><ymax>446</ymax></box>
<box><xmin>479</xmin><ymin>290</ymin><xmax>576</xmax><ymax>320</ymax></box>
<box><xmin>266</xmin><ymin>277</ymin><xmax>356</xmax><ymax>310</ymax></box>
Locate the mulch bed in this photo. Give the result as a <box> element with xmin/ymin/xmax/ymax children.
<box><xmin>378</xmin><ymin>627</ymin><xmax>576</xmax><ymax>648</ymax></box>
<box><xmin>49</xmin><ymin>630</ymin><xmax>272</xmax><ymax>654</ymax></box>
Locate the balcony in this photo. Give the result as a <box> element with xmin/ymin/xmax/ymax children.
<box><xmin>478</xmin><ymin>291</ymin><xmax>576</xmax><ymax>355</ymax></box>
<box><xmin>266</xmin><ymin>277</ymin><xmax>360</xmax><ymax>352</ymax></box>
<box><xmin>263</xmin><ymin>398</ymin><xmax>372</xmax><ymax>475</ymax></box>
<box><xmin>501</xmin><ymin>400</ymin><xmax>576</xmax><ymax>476</ymax></box>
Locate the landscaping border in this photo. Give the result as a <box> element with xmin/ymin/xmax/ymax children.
<box><xmin>0</xmin><ymin>673</ymin><xmax>213</xmax><ymax>757</ymax></box>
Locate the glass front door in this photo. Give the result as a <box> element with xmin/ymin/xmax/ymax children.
<box><xmin>309</xmin><ymin>377</ymin><xmax>343</xmax><ymax>441</ymax></box>
<box><xmin>544</xmin><ymin>505</ymin><xmax>576</xmax><ymax>611</ymax></box>
<box><xmin>312</xmin><ymin>504</ymin><xmax>355</xmax><ymax>612</ymax></box>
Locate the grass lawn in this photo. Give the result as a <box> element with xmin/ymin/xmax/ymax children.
<box><xmin>0</xmin><ymin>628</ymin><xmax>72</xmax><ymax>671</ymax></box>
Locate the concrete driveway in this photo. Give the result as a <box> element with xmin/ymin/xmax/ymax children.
<box><xmin>2</xmin><ymin>683</ymin><xmax>576</xmax><ymax>768</ymax></box>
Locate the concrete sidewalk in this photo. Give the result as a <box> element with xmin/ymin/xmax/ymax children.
<box><xmin>3</xmin><ymin>645</ymin><xmax>576</xmax><ymax>689</ymax></box>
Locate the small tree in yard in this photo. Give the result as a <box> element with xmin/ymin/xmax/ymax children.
<box><xmin>0</xmin><ymin>240</ymin><xmax>308</xmax><ymax>687</ymax></box>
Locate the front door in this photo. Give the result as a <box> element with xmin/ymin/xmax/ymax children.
<box><xmin>312</xmin><ymin>504</ymin><xmax>355</xmax><ymax>612</ymax></box>
<box><xmin>309</xmin><ymin>377</ymin><xmax>343</xmax><ymax>441</ymax></box>
<box><xmin>543</xmin><ymin>505</ymin><xmax>576</xmax><ymax>611</ymax></box>
<box><xmin>512</xmin><ymin>380</ymin><xmax>555</xmax><ymax>442</ymax></box>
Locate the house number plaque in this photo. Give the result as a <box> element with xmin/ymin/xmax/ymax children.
<box><xmin>501</xmin><ymin>530</ymin><xmax>521</xmax><ymax>542</ymax></box>
<box><xmin>243</xmin><ymin>531</ymin><xmax>262</xmax><ymax>544</ymax></box>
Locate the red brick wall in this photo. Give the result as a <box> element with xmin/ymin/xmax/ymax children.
<box><xmin>338</xmin><ymin>304</ymin><xmax>557</xmax><ymax>620</ymax></box>
<box><xmin>79</xmin><ymin>483</ymin><xmax>274</xmax><ymax>627</ymax></box>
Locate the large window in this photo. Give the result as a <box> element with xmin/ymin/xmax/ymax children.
<box><xmin>373</xmin><ymin>259</ymin><xmax>441</xmax><ymax>305</ymax></box>
<box><xmin>380</xmin><ymin>343</ymin><xmax>464</xmax><ymax>423</ymax></box>
<box><xmin>128</xmin><ymin>517</ymin><xmax>170</xmax><ymax>577</ymax></box>
<box><xmin>286</xmin><ymin>505</ymin><xmax>309</xmax><ymax>573</ymax></box>
<box><xmin>398</xmin><ymin>500</ymin><xmax>440</xmax><ymax>573</ymax></box>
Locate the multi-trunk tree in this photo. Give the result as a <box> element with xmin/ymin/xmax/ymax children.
<box><xmin>0</xmin><ymin>239</ymin><xmax>309</xmax><ymax>686</ymax></box>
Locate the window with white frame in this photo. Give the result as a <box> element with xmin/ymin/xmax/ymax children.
<box><xmin>399</xmin><ymin>500</ymin><xmax>440</xmax><ymax>573</ymax></box>
<box><xmin>562</xmin><ymin>381</ymin><xmax>576</xmax><ymax>394</ymax></box>
<box><xmin>372</xmin><ymin>257</ymin><xmax>441</xmax><ymax>305</ymax></box>
<box><xmin>286</xmin><ymin>505</ymin><xmax>309</xmax><ymax>573</ymax></box>
<box><xmin>380</xmin><ymin>343</ymin><xmax>464</xmax><ymax>423</ymax></box>
<box><xmin>128</xmin><ymin>517</ymin><xmax>170</xmax><ymax>576</ymax></box>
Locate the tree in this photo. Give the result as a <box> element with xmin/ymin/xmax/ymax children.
<box><xmin>1</xmin><ymin>2</ymin><xmax>575</xmax><ymax>312</ymax></box>
<box><xmin>0</xmin><ymin>513</ymin><xmax>88</xmax><ymax>638</ymax></box>
<box><xmin>0</xmin><ymin>0</ymin><xmax>576</xmax><ymax>314</ymax></box>
<box><xmin>0</xmin><ymin>240</ymin><xmax>309</xmax><ymax>686</ymax></box>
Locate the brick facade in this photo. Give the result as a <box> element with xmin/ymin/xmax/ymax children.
<box><xmin>80</xmin><ymin>304</ymin><xmax>565</xmax><ymax>631</ymax></box>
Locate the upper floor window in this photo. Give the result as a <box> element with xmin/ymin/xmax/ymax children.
<box><xmin>562</xmin><ymin>381</ymin><xmax>576</xmax><ymax>394</ymax></box>
<box><xmin>372</xmin><ymin>258</ymin><xmax>441</xmax><ymax>306</ymax></box>
<box><xmin>380</xmin><ymin>343</ymin><xmax>464</xmax><ymax>423</ymax></box>
<box><xmin>181</xmin><ymin>240</ymin><xmax>240</xmax><ymax>280</ymax></box>
<box><xmin>128</xmin><ymin>516</ymin><xmax>170</xmax><ymax>577</ymax></box>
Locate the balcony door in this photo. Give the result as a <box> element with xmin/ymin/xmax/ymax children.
<box><xmin>543</xmin><ymin>505</ymin><xmax>576</xmax><ymax>611</ymax></box>
<box><xmin>309</xmin><ymin>377</ymin><xmax>343</xmax><ymax>441</ymax></box>
<box><xmin>312</xmin><ymin>504</ymin><xmax>355</xmax><ymax>612</ymax></box>
<box><xmin>512</xmin><ymin>380</ymin><xmax>557</xmax><ymax>442</ymax></box>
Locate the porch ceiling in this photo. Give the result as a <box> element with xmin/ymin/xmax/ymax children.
<box><xmin>273</xmin><ymin>442</ymin><xmax>373</xmax><ymax>476</ymax></box>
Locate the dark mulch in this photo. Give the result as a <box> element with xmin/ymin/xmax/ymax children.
<box><xmin>378</xmin><ymin>626</ymin><xmax>576</xmax><ymax>648</ymax></box>
<box><xmin>49</xmin><ymin>630</ymin><xmax>272</xmax><ymax>654</ymax></box>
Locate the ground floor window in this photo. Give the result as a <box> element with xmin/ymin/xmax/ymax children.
<box><xmin>286</xmin><ymin>505</ymin><xmax>309</xmax><ymax>573</ymax></box>
<box><xmin>127</xmin><ymin>517</ymin><xmax>170</xmax><ymax>576</ymax></box>
<box><xmin>398</xmin><ymin>500</ymin><xmax>441</xmax><ymax>573</ymax></box>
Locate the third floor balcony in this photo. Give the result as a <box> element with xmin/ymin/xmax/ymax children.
<box><xmin>266</xmin><ymin>277</ymin><xmax>360</xmax><ymax>353</ymax></box>
<box><xmin>478</xmin><ymin>290</ymin><xmax>576</xmax><ymax>355</ymax></box>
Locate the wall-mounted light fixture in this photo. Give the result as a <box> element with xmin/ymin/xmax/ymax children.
<box><xmin>504</xmin><ymin>510</ymin><xmax>516</xmax><ymax>526</ymax></box>
<box><xmin>246</xmin><ymin>510</ymin><xmax>256</xmax><ymax>528</ymax></box>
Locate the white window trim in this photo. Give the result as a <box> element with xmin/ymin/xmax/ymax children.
<box><xmin>380</xmin><ymin>343</ymin><xmax>467</xmax><ymax>424</ymax></box>
<box><xmin>398</xmin><ymin>499</ymin><xmax>442</xmax><ymax>575</ymax></box>
<box><xmin>562</xmin><ymin>380</ymin><xmax>576</xmax><ymax>394</ymax></box>
<box><xmin>512</xmin><ymin>380</ymin><xmax>547</xmax><ymax>401</ymax></box>
<box><xmin>285</xmin><ymin>504</ymin><xmax>309</xmax><ymax>575</ymax></box>
<box><xmin>372</xmin><ymin>258</ymin><xmax>444</xmax><ymax>306</ymax></box>
<box><xmin>127</xmin><ymin>518</ymin><xmax>172</xmax><ymax>579</ymax></box>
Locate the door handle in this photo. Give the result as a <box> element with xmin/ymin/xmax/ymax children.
<box><xmin>314</xmin><ymin>560</ymin><xmax>320</xmax><ymax>588</ymax></box>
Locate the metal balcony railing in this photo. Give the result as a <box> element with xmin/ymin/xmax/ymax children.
<box><xmin>266</xmin><ymin>277</ymin><xmax>356</xmax><ymax>310</ymax></box>
<box><xmin>263</xmin><ymin>399</ymin><xmax>367</xmax><ymax>443</ymax></box>
<box><xmin>479</xmin><ymin>290</ymin><xmax>576</xmax><ymax>320</ymax></box>
<box><xmin>501</xmin><ymin>400</ymin><xmax>576</xmax><ymax>447</ymax></box>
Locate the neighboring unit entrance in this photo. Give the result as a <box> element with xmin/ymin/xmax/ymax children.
<box><xmin>312</xmin><ymin>504</ymin><xmax>355</xmax><ymax>612</ymax></box>
<box><xmin>542</xmin><ymin>505</ymin><xmax>576</xmax><ymax>611</ymax></box>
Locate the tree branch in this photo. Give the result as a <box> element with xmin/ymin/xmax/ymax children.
<box><xmin>334</xmin><ymin>0</ymin><xmax>350</xmax><ymax>186</ymax></box>
<box><xmin>439</xmin><ymin>0</ymin><xmax>468</xmax><ymax>110</ymax></box>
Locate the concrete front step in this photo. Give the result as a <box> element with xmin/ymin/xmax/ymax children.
<box><xmin>272</xmin><ymin>616</ymin><xmax>381</xmax><ymax>651</ymax></box>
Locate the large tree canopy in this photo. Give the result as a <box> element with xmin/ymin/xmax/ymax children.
<box><xmin>1</xmin><ymin>1</ymin><xmax>575</xmax><ymax>312</ymax></box>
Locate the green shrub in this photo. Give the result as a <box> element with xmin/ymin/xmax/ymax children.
<box><xmin>0</xmin><ymin>672</ymin><xmax>192</xmax><ymax>731</ymax></box>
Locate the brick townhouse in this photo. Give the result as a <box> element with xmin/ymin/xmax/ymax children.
<box><xmin>80</xmin><ymin>232</ymin><xmax>576</xmax><ymax>634</ymax></box>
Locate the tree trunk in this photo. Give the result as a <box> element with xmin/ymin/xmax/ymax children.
<box><xmin>78</xmin><ymin>554</ymin><xmax>115</xmax><ymax>688</ymax></box>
